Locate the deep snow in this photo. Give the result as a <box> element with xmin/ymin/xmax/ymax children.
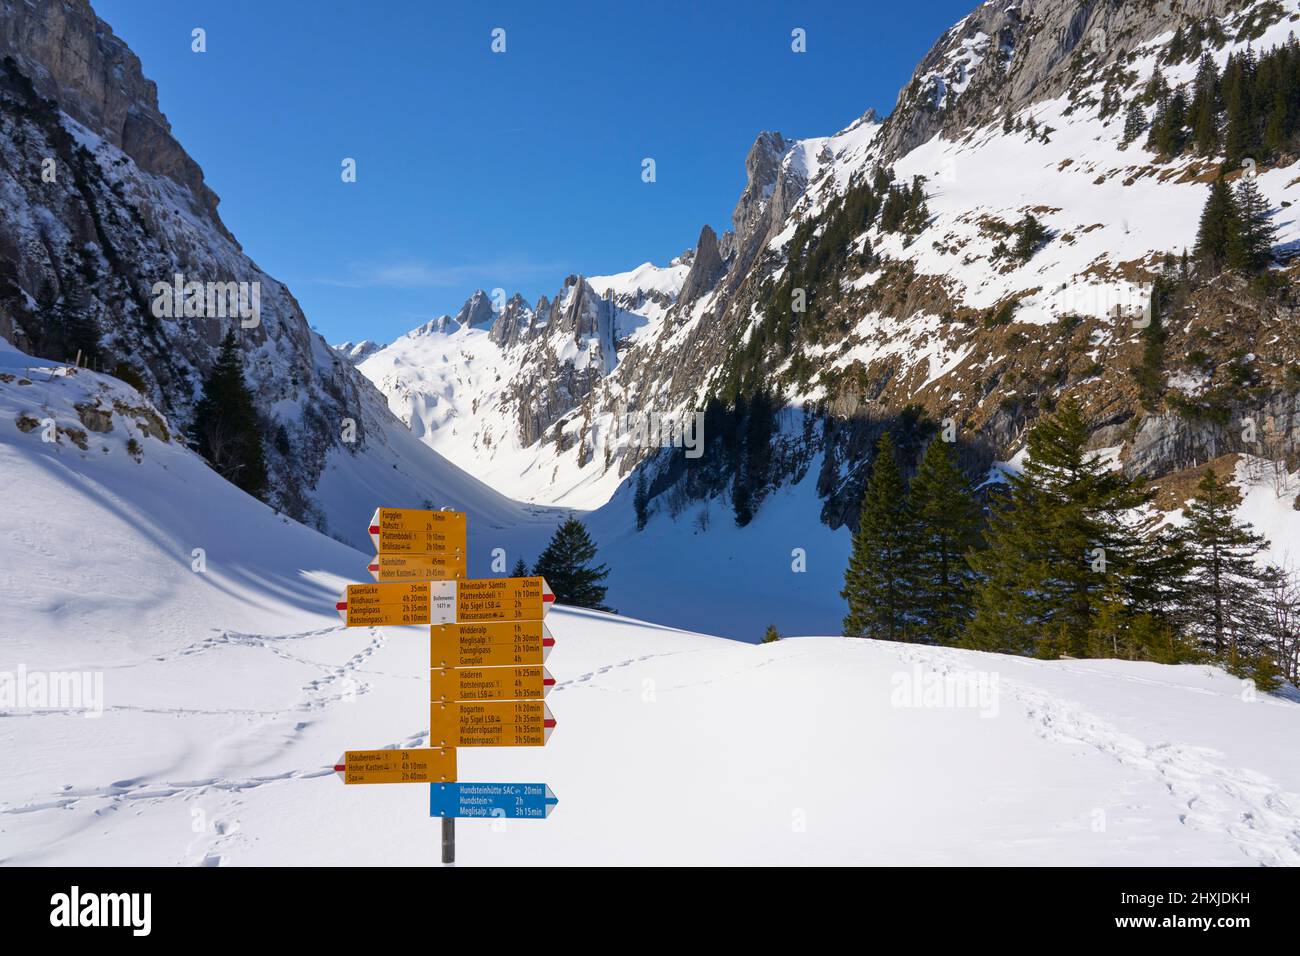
<box><xmin>2</xmin><ymin>342</ymin><xmax>1299</xmax><ymax>866</ymax></box>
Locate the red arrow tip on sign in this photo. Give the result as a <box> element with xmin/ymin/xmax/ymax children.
<box><xmin>333</xmin><ymin>764</ymin><xmax>346</xmax><ymax>772</ymax></box>
<box><xmin>335</xmin><ymin>601</ymin><xmax>347</xmax><ymax>611</ymax></box>
<box><xmin>543</xmin><ymin>718</ymin><xmax>557</xmax><ymax>729</ymax></box>
<box><xmin>367</xmin><ymin>563</ymin><xmax>378</xmax><ymax>572</ymax></box>
<box><xmin>368</xmin><ymin>525</ymin><xmax>380</xmax><ymax>534</ymax></box>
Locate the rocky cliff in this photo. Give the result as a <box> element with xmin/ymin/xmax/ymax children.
<box><xmin>0</xmin><ymin>0</ymin><xmax>523</xmax><ymax>545</ymax></box>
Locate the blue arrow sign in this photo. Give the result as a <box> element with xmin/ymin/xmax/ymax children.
<box><xmin>430</xmin><ymin>782</ymin><xmax>558</xmax><ymax>819</ymax></box>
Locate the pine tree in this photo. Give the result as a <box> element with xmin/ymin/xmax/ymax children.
<box><xmin>909</xmin><ymin>438</ymin><xmax>982</xmax><ymax>645</ymax></box>
<box><xmin>841</xmin><ymin>432</ymin><xmax>918</xmax><ymax>641</ymax></box>
<box><xmin>762</xmin><ymin>624</ymin><xmax>781</xmax><ymax>643</ymax></box>
<box><xmin>1121</xmin><ymin>100</ymin><xmax>1146</xmax><ymax>146</ymax></box>
<box><xmin>532</xmin><ymin>517</ymin><xmax>611</xmax><ymax>611</ymax></box>
<box><xmin>191</xmin><ymin>330</ymin><xmax>268</xmax><ymax>498</ymax></box>
<box><xmin>634</xmin><ymin>468</ymin><xmax>649</xmax><ymax>531</ymax></box>
<box><xmin>1264</xmin><ymin>83</ymin><xmax>1288</xmax><ymax>155</ymax></box>
<box><xmin>1143</xmin><ymin>67</ymin><xmax>1169</xmax><ymax>105</ymax></box>
<box><xmin>1180</xmin><ymin>471</ymin><xmax>1271</xmax><ymax>662</ymax></box>
<box><xmin>903</xmin><ymin>175</ymin><xmax>930</xmax><ymax>234</ymax></box>
<box><xmin>511</xmin><ymin>557</ymin><xmax>529</xmax><ymax>577</ymax></box>
<box><xmin>1223</xmin><ymin>51</ymin><xmax>1258</xmax><ymax>167</ymax></box>
<box><xmin>1190</xmin><ymin>53</ymin><xmax>1221</xmax><ymax>155</ymax></box>
<box><xmin>1227</xmin><ymin>177</ymin><xmax>1276</xmax><ymax>273</ymax></box>
<box><xmin>1193</xmin><ymin>176</ymin><xmax>1242</xmax><ymax>272</ymax></box>
<box><xmin>1145</xmin><ymin>89</ymin><xmax>1170</xmax><ymax>152</ymax></box>
<box><xmin>965</xmin><ymin>401</ymin><xmax>1163</xmax><ymax>657</ymax></box>
<box><xmin>1013</xmin><ymin>212</ymin><xmax>1049</xmax><ymax>261</ymax></box>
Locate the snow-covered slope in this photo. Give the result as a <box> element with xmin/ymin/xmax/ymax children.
<box><xmin>4</xmin><ymin>335</ymin><xmax>1299</xmax><ymax>866</ymax></box>
<box><xmin>3</xmin><ymin>452</ymin><xmax>1298</xmax><ymax>865</ymax></box>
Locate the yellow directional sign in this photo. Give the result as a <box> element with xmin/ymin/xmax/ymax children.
<box><xmin>456</xmin><ymin>576</ymin><xmax>552</xmax><ymax>622</ymax></box>
<box><xmin>337</xmin><ymin>581</ymin><xmax>432</xmax><ymax>627</ymax></box>
<box><xmin>430</xmin><ymin>620</ymin><xmax>554</xmax><ymax>667</ymax></box>
<box><xmin>368</xmin><ymin>552</ymin><xmax>467</xmax><ymax>583</ymax></box>
<box><xmin>431</xmin><ymin>665</ymin><xmax>554</xmax><ymax>703</ymax></box>
<box><xmin>429</xmin><ymin>700</ymin><xmax>555</xmax><ymax>747</ymax></box>
<box><xmin>369</xmin><ymin>507</ymin><xmax>467</xmax><ymax>555</ymax></box>
<box><xmin>340</xmin><ymin>578</ymin><xmax>553</xmax><ymax>627</ymax></box>
<box><xmin>335</xmin><ymin>748</ymin><xmax>456</xmax><ymax>784</ymax></box>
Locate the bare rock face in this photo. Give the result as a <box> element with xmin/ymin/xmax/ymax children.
<box><xmin>0</xmin><ymin>0</ymin><xmax>230</xmax><ymax>240</ymax></box>
<box><xmin>677</xmin><ymin>225</ymin><xmax>725</xmax><ymax>306</ymax></box>
<box><xmin>718</xmin><ymin>130</ymin><xmax>812</xmax><ymax>285</ymax></box>
<box><xmin>488</xmin><ymin>293</ymin><xmax>534</xmax><ymax>348</ymax></box>
<box><xmin>454</xmin><ymin>289</ymin><xmax>497</xmax><ymax>329</ymax></box>
<box><xmin>876</xmin><ymin>0</ymin><xmax>1247</xmax><ymax>162</ymax></box>
<box><xmin>0</xmin><ymin>0</ymin><xmax>422</xmax><ymax>531</ymax></box>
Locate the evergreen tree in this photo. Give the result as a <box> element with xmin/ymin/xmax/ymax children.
<box><xmin>1227</xmin><ymin>177</ymin><xmax>1276</xmax><ymax>273</ymax></box>
<box><xmin>879</xmin><ymin>186</ymin><xmax>908</xmax><ymax>233</ymax></box>
<box><xmin>1180</xmin><ymin>471</ymin><xmax>1271</xmax><ymax>662</ymax></box>
<box><xmin>191</xmin><ymin>330</ymin><xmax>268</xmax><ymax>498</ymax></box>
<box><xmin>532</xmin><ymin>517</ymin><xmax>611</xmax><ymax>611</ymax></box>
<box><xmin>762</xmin><ymin>624</ymin><xmax>781</xmax><ymax>643</ymax></box>
<box><xmin>842</xmin><ymin>432</ymin><xmax>918</xmax><ymax>641</ymax></box>
<box><xmin>1143</xmin><ymin>67</ymin><xmax>1168</xmax><ymax>105</ymax></box>
<box><xmin>909</xmin><ymin>438</ymin><xmax>982</xmax><ymax>645</ymax></box>
<box><xmin>1193</xmin><ymin>176</ymin><xmax>1242</xmax><ymax>272</ymax></box>
<box><xmin>1264</xmin><ymin>83</ymin><xmax>1289</xmax><ymax>154</ymax></box>
<box><xmin>1147</xmin><ymin>86</ymin><xmax>1188</xmax><ymax>154</ymax></box>
<box><xmin>965</xmin><ymin>401</ymin><xmax>1163</xmax><ymax>657</ymax></box>
<box><xmin>1121</xmin><ymin>99</ymin><xmax>1146</xmax><ymax>146</ymax></box>
<box><xmin>903</xmin><ymin>175</ymin><xmax>930</xmax><ymax>234</ymax></box>
<box><xmin>1223</xmin><ymin>51</ymin><xmax>1258</xmax><ymax>167</ymax></box>
<box><xmin>1013</xmin><ymin>212</ymin><xmax>1049</xmax><ymax>261</ymax></box>
<box><xmin>634</xmin><ymin>468</ymin><xmax>649</xmax><ymax>531</ymax></box>
<box><xmin>510</xmin><ymin>557</ymin><xmax>529</xmax><ymax>577</ymax></box>
<box><xmin>1190</xmin><ymin>53</ymin><xmax>1221</xmax><ymax>155</ymax></box>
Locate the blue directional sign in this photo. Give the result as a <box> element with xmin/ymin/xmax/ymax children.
<box><xmin>430</xmin><ymin>782</ymin><xmax>558</xmax><ymax>819</ymax></box>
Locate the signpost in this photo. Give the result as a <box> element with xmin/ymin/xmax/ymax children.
<box><xmin>431</xmin><ymin>783</ymin><xmax>559</xmax><ymax>819</ymax></box>
<box><xmin>430</xmin><ymin>620</ymin><xmax>555</xmax><ymax>667</ymax></box>
<box><xmin>429</xmin><ymin>700</ymin><xmax>557</xmax><ymax>747</ymax></box>
<box><xmin>430</xmin><ymin>665</ymin><xmax>554</xmax><ymax>702</ymax></box>
<box><xmin>332</xmin><ymin>508</ymin><xmax>558</xmax><ymax>865</ymax></box>
<box><xmin>334</xmin><ymin>748</ymin><xmax>456</xmax><ymax>784</ymax></box>
<box><xmin>336</xmin><ymin>576</ymin><xmax>554</xmax><ymax>627</ymax></box>
<box><xmin>368</xmin><ymin>552</ymin><xmax>467</xmax><ymax>582</ymax></box>
<box><xmin>368</xmin><ymin>507</ymin><xmax>466</xmax><ymax>555</ymax></box>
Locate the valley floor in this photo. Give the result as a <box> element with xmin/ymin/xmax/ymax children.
<box><xmin>2</xmin><ymin>607</ymin><xmax>1298</xmax><ymax>866</ymax></box>
<box><xmin>2</xmin><ymin>347</ymin><xmax>1298</xmax><ymax>866</ymax></box>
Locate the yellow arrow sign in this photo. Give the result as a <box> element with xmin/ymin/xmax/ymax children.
<box><xmin>429</xmin><ymin>700</ymin><xmax>555</xmax><ymax>747</ymax></box>
<box><xmin>334</xmin><ymin>748</ymin><xmax>456</xmax><ymax>784</ymax></box>
<box><xmin>338</xmin><ymin>578</ymin><xmax>553</xmax><ymax>627</ymax></box>
<box><xmin>369</xmin><ymin>507</ymin><xmax>467</xmax><ymax>555</ymax></box>
<box><xmin>337</xmin><ymin>582</ymin><xmax>433</xmax><ymax>627</ymax></box>
<box><xmin>430</xmin><ymin>620</ymin><xmax>554</xmax><ymax>666</ymax></box>
<box><xmin>431</xmin><ymin>665</ymin><xmax>554</xmax><ymax>703</ymax></box>
<box><xmin>368</xmin><ymin>552</ymin><xmax>467</xmax><ymax>583</ymax></box>
<box><xmin>456</xmin><ymin>576</ymin><xmax>552</xmax><ymax>622</ymax></box>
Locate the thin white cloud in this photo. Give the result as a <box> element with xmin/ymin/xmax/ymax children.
<box><xmin>311</xmin><ymin>257</ymin><xmax>565</xmax><ymax>290</ymax></box>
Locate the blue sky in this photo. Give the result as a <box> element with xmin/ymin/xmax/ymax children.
<box><xmin>95</xmin><ymin>0</ymin><xmax>976</xmax><ymax>344</ymax></box>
